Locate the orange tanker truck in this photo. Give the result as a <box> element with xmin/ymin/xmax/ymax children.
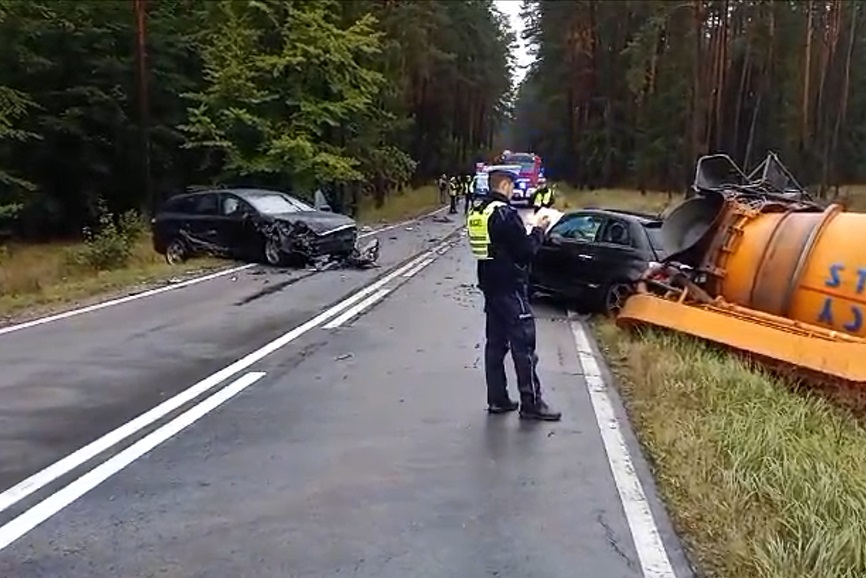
<box><xmin>617</xmin><ymin>152</ymin><xmax>866</xmax><ymax>386</ymax></box>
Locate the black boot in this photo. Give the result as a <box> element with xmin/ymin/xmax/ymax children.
<box><xmin>519</xmin><ymin>400</ymin><xmax>562</xmax><ymax>421</ymax></box>
<box><xmin>487</xmin><ymin>399</ymin><xmax>519</xmax><ymax>414</ymax></box>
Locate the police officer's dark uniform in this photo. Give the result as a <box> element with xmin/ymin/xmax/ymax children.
<box><xmin>467</xmin><ymin>167</ymin><xmax>562</xmax><ymax>421</ymax></box>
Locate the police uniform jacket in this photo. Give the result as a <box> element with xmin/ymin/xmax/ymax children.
<box><xmin>475</xmin><ymin>192</ymin><xmax>545</xmax><ymax>294</ymax></box>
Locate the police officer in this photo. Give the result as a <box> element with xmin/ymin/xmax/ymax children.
<box><xmin>531</xmin><ymin>182</ymin><xmax>555</xmax><ymax>212</ymax></box>
<box><xmin>466</xmin><ymin>166</ymin><xmax>562</xmax><ymax>421</ymax></box>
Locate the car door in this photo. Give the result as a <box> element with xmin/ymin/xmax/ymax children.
<box><xmin>532</xmin><ymin>212</ymin><xmax>606</xmax><ymax>296</ymax></box>
<box><xmin>217</xmin><ymin>194</ymin><xmax>260</xmax><ymax>258</ymax></box>
<box><xmin>186</xmin><ymin>193</ymin><xmax>222</xmax><ymax>247</ymax></box>
<box><xmin>591</xmin><ymin>217</ymin><xmax>648</xmax><ymax>287</ymax></box>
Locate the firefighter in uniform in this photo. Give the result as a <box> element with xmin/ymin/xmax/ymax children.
<box><xmin>466</xmin><ymin>166</ymin><xmax>562</xmax><ymax>421</ymax></box>
<box><xmin>531</xmin><ymin>182</ymin><xmax>556</xmax><ymax>212</ymax></box>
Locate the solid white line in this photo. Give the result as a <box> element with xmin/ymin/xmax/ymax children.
<box><xmin>0</xmin><ymin>247</ymin><xmax>443</xmax><ymax>516</ymax></box>
<box><xmin>0</xmin><ymin>205</ymin><xmax>448</xmax><ymax>338</ymax></box>
<box><xmin>402</xmin><ymin>258</ymin><xmax>434</xmax><ymax>278</ymax></box>
<box><xmin>567</xmin><ymin>315</ymin><xmax>676</xmax><ymax>578</ymax></box>
<box><xmin>322</xmin><ymin>289</ymin><xmax>391</xmax><ymax>329</ymax></box>
<box><xmin>0</xmin><ymin>264</ymin><xmax>255</xmax><ymax>337</ymax></box>
<box><xmin>0</xmin><ymin>371</ymin><xmax>267</xmax><ymax>551</ymax></box>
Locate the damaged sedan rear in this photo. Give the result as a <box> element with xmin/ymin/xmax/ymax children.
<box><xmin>151</xmin><ymin>188</ymin><xmax>362</xmax><ymax>267</ymax></box>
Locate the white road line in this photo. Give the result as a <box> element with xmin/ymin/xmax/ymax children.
<box><xmin>323</xmin><ymin>289</ymin><xmax>391</xmax><ymax>329</ymax></box>
<box><xmin>359</xmin><ymin>205</ymin><xmax>447</xmax><ymax>237</ymax></box>
<box><xmin>0</xmin><ymin>246</ymin><xmax>446</xmax><ymax>516</ymax></box>
<box><xmin>402</xmin><ymin>257</ymin><xmax>434</xmax><ymax>278</ymax></box>
<box><xmin>0</xmin><ymin>264</ymin><xmax>255</xmax><ymax>337</ymax></box>
<box><xmin>0</xmin><ymin>205</ymin><xmax>448</xmax><ymax>338</ymax></box>
<box><xmin>0</xmin><ymin>371</ymin><xmax>267</xmax><ymax>551</ymax></box>
<box><xmin>568</xmin><ymin>315</ymin><xmax>676</xmax><ymax>578</ymax></box>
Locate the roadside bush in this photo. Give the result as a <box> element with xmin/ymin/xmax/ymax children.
<box><xmin>67</xmin><ymin>201</ymin><xmax>147</xmax><ymax>271</ymax></box>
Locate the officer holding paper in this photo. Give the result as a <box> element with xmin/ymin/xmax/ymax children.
<box><xmin>465</xmin><ymin>166</ymin><xmax>562</xmax><ymax>421</ymax></box>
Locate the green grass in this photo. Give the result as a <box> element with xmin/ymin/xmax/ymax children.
<box><xmin>356</xmin><ymin>185</ymin><xmax>443</xmax><ymax>225</ymax></box>
<box><xmin>0</xmin><ymin>238</ymin><xmax>225</xmax><ymax>319</ymax></box>
<box><xmin>555</xmin><ymin>185</ymin><xmax>681</xmax><ymax>215</ymax></box>
<box><xmin>594</xmin><ymin>319</ymin><xmax>866</xmax><ymax>578</ymax></box>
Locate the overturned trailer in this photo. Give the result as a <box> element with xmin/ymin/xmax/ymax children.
<box><xmin>618</xmin><ymin>153</ymin><xmax>866</xmax><ymax>386</ymax></box>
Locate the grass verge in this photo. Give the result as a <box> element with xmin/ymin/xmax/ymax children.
<box><xmin>594</xmin><ymin>319</ymin><xmax>866</xmax><ymax>578</ymax></box>
<box><xmin>356</xmin><ymin>185</ymin><xmax>443</xmax><ymax>225</ymax></box>
<box><xmin>0</xmin><ymin>238</ymin><xmax>224</xmax><ymax>320</ymax></box>
<box><xmin>555</xmin><ymin>185</ymin><xmax>680</xmax><ymax>215</ymax></box>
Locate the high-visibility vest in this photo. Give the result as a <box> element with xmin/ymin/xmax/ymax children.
<box><xmin>466</xmin><ymin>200</ymin><xmax>506</xmax><ymax>260</ymax></box>
<box><xmin>533</xmin><ymin>188</ymin><xmax>554</xmax><ymax>208</ymax></box>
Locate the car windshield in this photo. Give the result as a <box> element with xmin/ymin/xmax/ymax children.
<box><xmin>643</xmin><ymin>223</ymin><xmax>667</xmax><ymax>257</ymax></box>
<box><xmin>247</xmin><ymin>194</ymin><xmax>313</xmax><ymax>214</ymax></box>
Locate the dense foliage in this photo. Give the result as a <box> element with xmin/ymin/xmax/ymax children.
<box><xmin>512</xmin><ymin>0</ymin><xmax>866</xmax><ymax>193</ymax></box>
<box><xmin>0</xmin><ymin>0</ymin><xmax>513</xmax><ymax>238</ymax></box>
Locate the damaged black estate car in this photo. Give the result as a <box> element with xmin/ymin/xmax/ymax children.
<box><xmin>151</xmin><ymin>188</ymin><xmax>359</xmax><ymax>267</ymax></box>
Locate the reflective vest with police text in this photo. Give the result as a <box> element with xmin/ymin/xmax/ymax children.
<box><xmin>466</xmin><ymin>200</ymin><xmax>506</xmax><ymax>260</ymax></box>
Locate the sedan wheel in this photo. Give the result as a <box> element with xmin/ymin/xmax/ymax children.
<box><xmin>165</xmin><ymin>238</ymin><xmax>187</xmax><ymax>265</ymax></box>
<box><xmin>603</xmin><ymin>282</ymin><xmax>632</xmax><ymax>316</ymax></box>
<box><xmin>264</xmin><ymin>238</ymin><xmax>284</xmax><ymax>266</ymax></box>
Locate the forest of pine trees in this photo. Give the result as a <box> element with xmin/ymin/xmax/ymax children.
<box><xmin>0</xmin><ymin>0</ymin><xmax>513</xmax><ymax>238</ymax></box>
<box><xmin>511</xmin><ymin>0</ymin><xmax>866</xmax><ymax>195</ymax></box>
<box><xmin>3</xmin><ymin>0</ymin><xmax>865</xmax><ymax>240</ymax></box>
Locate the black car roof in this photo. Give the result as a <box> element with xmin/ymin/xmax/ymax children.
<box><xmin>575</xmin><ymin>207</ymin><xmax>662</xmax><ymax>224</ymax></box>
<box><xmin>175</xmin><ymin>187</ymin><xmax>291</xmax><ymax>199</ymax></box>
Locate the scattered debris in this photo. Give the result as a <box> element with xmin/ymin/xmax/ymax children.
<box><xmin>432</xmin><ymin>215</ymin><xmax>452</xmax><ymax>223</ymax></box>
<box><xmin>334</xmin><ymin>353</ymin><xmax>354</xmax><ymax>361</ymax></box>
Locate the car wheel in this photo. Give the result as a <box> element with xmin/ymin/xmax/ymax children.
<box><xmin>165</xmin><ymin>238</ymin><xmax>187</xmax><ymax>265</ymax></box>
<box><xmin>263</xmin><ymin>238</ymin><xmax>285</xmax><ymax>266</ymax></box>
<box><xmin>602</xmin><ymin>282</ymin><xmax>632</xmax><ymax>316</ymax></box>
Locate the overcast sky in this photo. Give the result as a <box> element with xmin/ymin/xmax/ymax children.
<box><xmin>494</xmin><ymin>0</ymin><xmax>533</xmax><ymax>86</ymax></box>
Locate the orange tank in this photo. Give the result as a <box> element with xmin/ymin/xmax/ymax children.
<box><xmin>709</xmin><ymin>204</ymin><xmax>866</xmax><ymax>338</ymax></box>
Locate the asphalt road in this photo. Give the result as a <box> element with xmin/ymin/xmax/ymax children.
<box><xmin>0</xmin><ymin>210</ymin><xmax>692</xmax><ymax>578</ymax></box>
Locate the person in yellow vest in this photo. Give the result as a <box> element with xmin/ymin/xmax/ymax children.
<box><xmin>466</xmin><ymin>166</ymin><xmax>562</xmax><ymax>421</ymax></box>
<box><xmin>448</xmin><ymin>175</ymin><xmax>459</xmax><ymax>214</ymax></box>
<box><xmin>531</xmin><ymin>182</ymin><xmax>556</xmax><ymax>212</ymax></box>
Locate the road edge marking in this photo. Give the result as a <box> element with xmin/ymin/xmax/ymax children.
<box><xmin>0</xmin><ymin>243</ymin><xmax>453</xmax><ymax>516</ymax></box>
<box><xmin>323</xmin><ymin>288</ymin><xmax>391</xmax><ymax>329</ymax></box>
<box><xmin>0</xmin><ymin>264</ymin><xmax>256</xmax><ymax>337</ymax></box>
<box><xmin>0</xmin><ymin>205</ymin><xmax>449</xmax><ymax>338</ymax></box>
<box><xmin>0</xmin><ymin>371</ymin><xmax>267</xmax><ymax>551</ymax></box>
<box><xmin>567</xmin><ymin>314</ymin><xmax>676</xmax><ymax>578</ymax></box>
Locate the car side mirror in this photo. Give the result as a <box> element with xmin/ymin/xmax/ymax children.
<box><xmin>318</xmin><ymin>205</ymin><xmax>333</xmax><ymax>212</ymax></box>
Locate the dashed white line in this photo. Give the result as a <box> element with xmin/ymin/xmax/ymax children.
<box><xmin>0</xmin><ymin>371</ymin><xmax>267</xmax><ymax>551</ymax></box>
<box><xmin>567</xmin><ymin>314</ymin><xmax>676</xmax><ymax>578</ymax></box>
<box><xmin>0</xmin><ymin>244</ymin><xmax>451</xmax><ymax>518</ymax></box>
<box><xmin>323</xmin><ymin>289</ymin><xmax>391</xmax><ymax>329</ymax></box>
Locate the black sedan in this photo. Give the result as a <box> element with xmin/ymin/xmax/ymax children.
<box><xmin>151</xmin><ymin>188</ymin><xmax>358</xmax><ymax>266</ymax></box>
<box><xmin>529</xmin><ymin>208</ymin><xmax>666</xmax><ymax>314</ymax></box>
